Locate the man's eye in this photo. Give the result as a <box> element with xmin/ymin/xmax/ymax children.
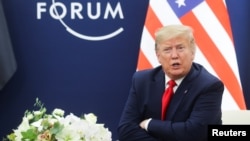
<box><xmin>177</xmin><ymin>46</ymin><xmax>185</xmax><ymax>50</ymax></box>
<box><xmin>164</xmin><ymin>48</ymin><xmax>171</xmax><ymax>51</ymax></box>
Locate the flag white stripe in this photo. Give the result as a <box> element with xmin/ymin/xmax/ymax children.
<box><xmin>222</xmin><ymin>88</ymin><xmax>240</xmax><ymax>110</ymax></box>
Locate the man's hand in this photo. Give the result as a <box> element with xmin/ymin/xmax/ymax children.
<box><xmin>140</xmin><ymin>119</ymin><xmax>147</xmax><ymax>129</ymax></box>
<box><xmin>140</xmin><ymin>118</ymin><xmax>152</xmax><ymax>131</ymax></box>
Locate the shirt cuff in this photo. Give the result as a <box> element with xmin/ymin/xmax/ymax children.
<box><xmin>145</xmin><ymin>118</ymin><xmax>152</xmax><ymax>131</ymax></box>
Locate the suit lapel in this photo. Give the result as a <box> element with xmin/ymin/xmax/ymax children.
<box><xmin>148</xmin><ymin>69</ymin><xmax>165</xmax><ymax>117</ymax></box>
<box><xmin>166</xmin><ymin>64</ymin><xmax>198</xmax><ymax>119</ymax></box>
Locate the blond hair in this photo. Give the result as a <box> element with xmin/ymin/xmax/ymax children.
<box><xmin>155</xmin><ymin>24</ymin><xmax>196</xmax><ymax>53</ymax></box>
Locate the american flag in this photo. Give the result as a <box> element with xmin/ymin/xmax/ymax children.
<box><xmin>137</xmin><ymin>0</ymin><xmax>246</xmax><ymax>110</ymax></box>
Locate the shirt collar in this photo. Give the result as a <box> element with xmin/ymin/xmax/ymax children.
<box><xmin>164</xmin><ymin>75</ymin><xmax>184</xmax><ymax>87</ymax></box>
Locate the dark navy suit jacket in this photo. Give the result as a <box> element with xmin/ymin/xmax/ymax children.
<box><xmin>118</xmin><ymin>63</ymin><xmax>224</xmax><ymax>141</ymax></box>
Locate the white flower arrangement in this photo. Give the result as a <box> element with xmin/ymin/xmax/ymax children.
<box><xmin>3</xmin><ymin>98</ymin><xmax>112</xmax><ymax>141</ymax></box>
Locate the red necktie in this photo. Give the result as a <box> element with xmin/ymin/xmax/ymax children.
<box><xmin>161</xmin><ymin>80</ymin><xmax>176</xmax><ymax>120</ymax></box>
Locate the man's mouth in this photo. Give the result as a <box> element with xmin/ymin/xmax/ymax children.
<box><xmin>172</xmin><ymin>62</ymin><xmax>180</xmax><ymax>67</ymax></box>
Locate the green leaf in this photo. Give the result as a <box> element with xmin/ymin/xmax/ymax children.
<box><xmin>50</xmin><ymin>122</ymin><xmax>64</xmax><ymax>134</ymax></box>
<box><xmin>21</xmin><ymin>128</ymin><xmax>37</xmax><ymax>140</ymax></box>
<box><xmin>5</xmin><ymin>133</ymin><xmax>16</xmax><ymax>141</ymax></box>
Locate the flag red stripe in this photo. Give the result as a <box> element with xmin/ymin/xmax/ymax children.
<box><xmin>144</xmin><ymin>5</ymin><xmax>163</xmax><ymax>40</ymax></box>
<box><xmin>181</xmin><ymin>12</ymin><xmax>246</xmax><ymax>109</ymax></box>
<box><xmin>137</xmin><ymin>49</ymin><xmax>152</xmax><ymax>70</ymax></box>
<box><xmin>206</xmin><ymin>0</ymin><xmax>233</xmax><ymax>41</ymax></box>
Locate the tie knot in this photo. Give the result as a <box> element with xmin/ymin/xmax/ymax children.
<box><xmin>168</xmin><ymin>80</ymin><xmax>176</xmax><ymax>87</ymax></box>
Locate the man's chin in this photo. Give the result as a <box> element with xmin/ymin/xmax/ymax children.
<box><xmin>170</xmin><ymin>71</ymin><xmax>184</xmax><ymax>79</ymax></box>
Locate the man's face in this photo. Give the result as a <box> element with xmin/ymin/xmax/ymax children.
<box><xmin>156</xmin><ymin>36</ymin><xmax>194</xmax><ymax>80</ymax></box>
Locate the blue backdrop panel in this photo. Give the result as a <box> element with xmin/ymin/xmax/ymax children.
<box><xmin>0</xmin><ymin>0</ymin><xmax>149</xmax><ymax>140</ymax></box>
<box><xmin>1</xmin><ymin>0</ymin><xmax>250</xmax><ymax>140</ymax></box>
<box><xmin>226</xmin><ymin>0</ymin><xmax>250</xmax><ymax>108</ymax></box>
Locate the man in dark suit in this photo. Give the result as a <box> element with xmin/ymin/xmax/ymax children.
<box><xmin>117</xmin><ymin>24</ymin><xmax>224</xmax><ymax>141</ymax></box>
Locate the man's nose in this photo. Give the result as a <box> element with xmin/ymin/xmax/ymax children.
<box><xmin>171</xmin><ymin>48</ymin><xmax>178</xmax><ymax>57</ymax></box>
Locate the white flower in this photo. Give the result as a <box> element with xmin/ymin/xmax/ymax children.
<box><xmin>26</xmin><ymin>112</ymin><xmax>34</xmax><ymax>120</ymax></box>
<box><xmin>55</xmin><ymin>126</ymin><xmax>82</xmax><ymax>141</ymax></box>
<box><xmin>84</xmin><ymin>113</ymin><xmax>97</xmax><ymax>123</ymax></box>
<box><xmin>52</xmin><ymin>108</ymin><xmax>65</xmax><ymax>117</ymax></box>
